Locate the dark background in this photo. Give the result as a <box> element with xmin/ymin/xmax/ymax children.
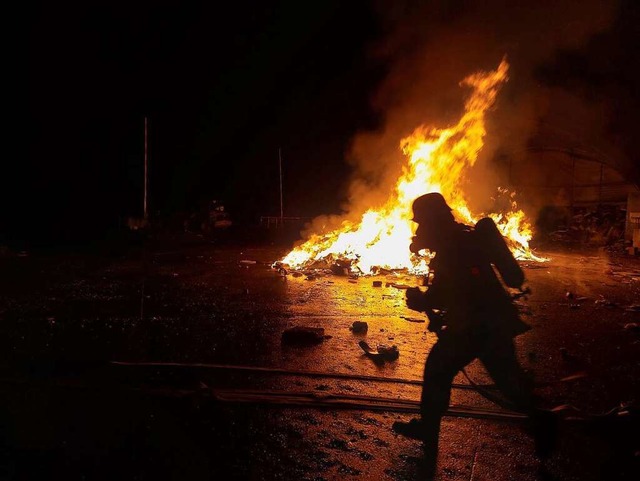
<box><xmin>19</xmin><ymin>0</ymin><xmax>385</xmax><ymax>247</ymax></box>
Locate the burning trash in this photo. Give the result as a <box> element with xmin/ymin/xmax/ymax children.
<box><xmin>277</xmin><ymin>59</ymin><xmax>546</xmax><ymax>277</ymax></box>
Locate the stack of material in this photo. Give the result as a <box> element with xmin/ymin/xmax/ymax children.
<box><xmin>549</xmin><ymin>205</ymin><xmax>627</xmax><ymax>246</ymax></box>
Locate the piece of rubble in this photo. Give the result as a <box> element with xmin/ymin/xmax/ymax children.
<box><xmin>376</xmin><ymin>344</ymin><xmax>400</xmax><ymax>361</ymax></box>
<box><xmin>350</xmin><ymin>321</ymin><xmax>368</xmax><ymax>334</ymax></box>
<box><xmin>372</xmin><ymin>280</ymin><xmax>382</xmax><ymax>287</ymax></box>
<box><xmin>623</xmin><ymin>323</ymin><xmax>639</xmax><ymax>333</ymax></box>
<box><xmin>401</xmin><ymin>316</ymin><xmax>425</xmax><ymax>323</ymax></box>
<box><xmin>282</xmin><ymin>326</ymin><xmax>327</xmax><ymax>345</ymax></box>
<box><xmin>595</xmin><ymin>298</ymin><xmax>617</xmax><ymax>308</ymax></box>
<box><xmin>240</xmin><ymin>260</ymin><xmax>257</xmax><ymax>265</ymax></box>
<box><xmin>358</xmin><ymin>340</ymin><xmax>399</xmax><ymax>362</ymax></box>
<box><xmin>330</xmin><ymin>264</ymin><xmax>350</xmax><ymax>276</ymax></box>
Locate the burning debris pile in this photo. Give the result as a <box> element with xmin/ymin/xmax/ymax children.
<box><xmin>278</xmin><ymin>59</ymin><xmax>546</xmax><ymax>276</ymax></box>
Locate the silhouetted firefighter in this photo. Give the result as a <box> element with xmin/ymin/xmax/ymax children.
<box><xmin>393</xmin><ymin>192</ymin><xmax>555</xmax><ymax>475</ymax></box>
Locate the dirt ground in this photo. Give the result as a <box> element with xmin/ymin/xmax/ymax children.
<box><xmin>1</xmin><ymin>237</ymin><xmax>639</xmax><ymax>480</ymax></box>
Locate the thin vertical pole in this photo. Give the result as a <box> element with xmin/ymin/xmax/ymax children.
<box><xmin>599</xmin><ymin>163</ymin><xmax>604</xmax><ymax>205</ymax></box>
<box><xmin>144</xmin><ymin>117</ymin><xmax>148</xmax><ymax>220</ymax></box>
<box><xmin>570</xmin><ymin>153</ymin><xmax>575</xmax><ymax>209</ymax></box>
<box><xmin>279</xmin><ymin>147</ymin><xmax>283</xmax><ymax>225</ymax></box>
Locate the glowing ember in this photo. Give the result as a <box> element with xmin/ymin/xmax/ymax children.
<box><xmin>280</xmin><ymin>59</ymin><xmax>546</xmax><ymax>275</ymax></box>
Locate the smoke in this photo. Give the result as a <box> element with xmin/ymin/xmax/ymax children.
<box><xmin>298</xmin><ymin>0</ymin><xmax>619</xmax><ymax>241</ymax></box>
<box><xmin>346</xmin><ymin>0</ymin><xmax>617</xmax><ymax>216</ymax></box>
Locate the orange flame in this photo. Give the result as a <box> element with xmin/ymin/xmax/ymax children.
<box><xmin>281</xmin><ymin>59</ymin><xmax>546</xmax><ymax>275</ymax></box>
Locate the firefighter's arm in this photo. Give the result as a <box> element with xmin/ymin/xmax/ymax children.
<box><xmin>424</xmin><ymin>309</ymin><xmax>445</xmax><ymax>333</ymax></box>
<box><xmin>405</xmin><ymin>287</ymin><xmax>445</xmax><ymax>333</ymax></box>
<box><xmin>405</xmin><ymin>287</ymin><xmax>430</xmax><ymax>312</ymax></box>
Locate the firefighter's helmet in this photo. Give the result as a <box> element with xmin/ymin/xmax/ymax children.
<box><xmin>411</xmin><ymin>192</ymin><xmax>453</xmax><ymax>223</ymax></box>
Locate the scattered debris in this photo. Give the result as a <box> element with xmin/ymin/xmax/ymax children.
<box><xmin>350</xmin><ymin>321</ymin><xmax>368</xmax><ymax>334</ymax></box>
<box><xmin>623</xmin><ymin>323</ymin><xmax>639</xmax><ymax>333</ymax></box>
<box><xmin>358</xmin><ymin>340</ymin><xmax>399</xmax><ymax>362</ymax></box>
<box><xmin>282</xmin><ymin>326</ymin><xmax>328</xmax><ymax>346</ymax></box>
<box><xmin>348</xmin><ymin>279</ymin><xmax>357</xmax><ymax>284</ymax></box>
<box><xmin>376</xmin><ymin>345</ymin><xmax>399</xmax><ymax>360</ymax></box>
<box><xmin>595</xmin><ymin>298</ymin><xmax>617</xmax><ymax>308</ymax></box>
<box><xmin>522</xmin><ymin>263</ymin><xmax>546</xmax><ymax>270</ymax></box>
<box><xmin>372</xmin><ymin>280</ymin><xmax>382</xmax><ymax>287</ymax></box>
<box><xmin>401</xmin><ymin>316</ymin><xmax>425</xmax><ymax>323</ymax></box>
<box><xmin>330</xmin><ymin>265</ymin><xmax>349</xmax><ymax>276</ymax></box>
<box><xmin>329</xmin><ymin>259</ymin><xmax>352</xmax><ymax>276</ymax></box>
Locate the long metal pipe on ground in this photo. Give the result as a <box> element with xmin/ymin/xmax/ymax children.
<box><xmin>111</xmin><ymin>361</ymin><xmax>585</xmax><ymax>390</ymax></box>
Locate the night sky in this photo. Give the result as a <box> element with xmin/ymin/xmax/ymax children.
<box><xmin>17</xmin><ymin>0</ymin><xmax>640</xmax><ymax>247</ymax></box>
<box><xmin>21</xmin><ymin>1</ymin><xmax>384</xmax><ymax>246</ymax></box>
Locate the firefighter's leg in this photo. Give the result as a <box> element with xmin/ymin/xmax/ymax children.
<box><xmin>479</xmin><ymin>336</ymin><xmax>534</xmax><ymax>412</ymax></box>
<box><xmin>420</xmin><ymin>334</ymin><xmax>478</xmax><ymax>444</ymax></box>
<box><xmin>480</xmin><ymin>336</ymin><xmax>557</xmax><ymax>458</ymax></box>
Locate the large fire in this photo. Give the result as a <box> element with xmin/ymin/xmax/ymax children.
<box><xmin>280</xmin><ymin>59</ymin><xmax>545</xmax><ymax>275</ymax></box>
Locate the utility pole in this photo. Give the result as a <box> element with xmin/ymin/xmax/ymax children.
<box><xmin>144</xmin><ymin>116</ymin><xmax>148</xmax><ymax>220</ymax></box>
<box><xmin>279</xmin><ymin>147</ymin><xmax>284</xmax><ymax>224</ymax></box>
